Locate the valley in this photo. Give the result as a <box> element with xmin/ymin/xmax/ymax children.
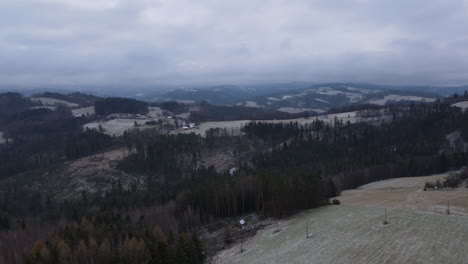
<box><xmin>155</xmin><ymin>84</ymin><xmax>441</xmax><ymax>114</ymax></box>
<box><xmin>1</xmin><ymin>87</ymin><xmax>468</xmax><ymax>264</ymax></box>
<box><xmin>4</xmin><ymin>1</ymin><xmax>468</xmax><ymax>263</ymax></box>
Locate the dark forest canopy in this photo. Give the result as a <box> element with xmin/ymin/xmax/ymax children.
<box><xmin>94</xmin><ymin>97</ymin><xmax>149</xmax><ymax>116</ymax></box>
<box><xmin>0</xmin><ymin>92</ymin><xmax>32</xmax><ymax>118</ymax></box>
<box><xmin>1</xmin><ymin>93</ymin><xmax>468</xmax><ymax>263</ymax></box>
<box><xmin>189</xmin><ymin>103</ymin><xmax>311</xmax><ymax>122</ymax></box>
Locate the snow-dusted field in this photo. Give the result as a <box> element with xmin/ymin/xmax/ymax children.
<box><xmin>357</xmin><ymin>173</ymin><xmax>452</xmax><ymax>190</ymax></box>
<box><xmin>178</xmin><ymin>120</ymin><xmax>248</xmax><ymax>137</ymax></box>
<box><xmin>452</xmin><ymin>101</ymin><xmax>468</xmax><ymax>111</ymax></box>
<box><xmin>31</xmin><ymin>97</ymin><xmax>79</xmax><ymax>107</ymax></box>
<box><xmin>369</xmin><ymin>95</ymin><xmax>436</xmax><ymax>105</ymax></box>
<box><xmin>340</xmin><ymin>172</ymin><xmax>468</xmax><ymax>215</ymax></box>
<box><xmin>84</xmin><ymin>118</ymin><xmax>150</xmax><ymax>136</ymax></box>
<box><xmin>72</xmin><ymin>106</ymin><xmax>95</xmax><ymax>116</ymax></box>
<box><xmin>215</xmin><ymin>205</ymin><xmax>468</xmax><ymax>264</ymax></box>
<box><xmin>214</xmin><ymin>173</ymin><xmax>468</xmax><ymax>264</ymax></box>
<box><xmin>245</xmin><ymin>101</ymin><xmax>261</xmax><ymax>108</ymax></box>
<box><xmin>180</xmin><ymin>111</ymin><xmax>369</xmax><ymax>137</ymax></box>
<box><xmin>82</xmin><ymin>107</ymin><xmax>168</xmax><ymax>135</ymax></box>
<box><xmin>277</xmin><ymin>107</ymin><xmax>326</xmax><ymax>114</ymax></box>
<box><xmin>147</xmin><ymin>107</ymin><xmax>165</xmax><ymax>118</ymax></box>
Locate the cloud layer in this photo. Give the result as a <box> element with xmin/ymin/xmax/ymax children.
<box><xmin>1</xmin><ymin>0</ymin><xmax>468</xmax><ymax>87</ymax></box>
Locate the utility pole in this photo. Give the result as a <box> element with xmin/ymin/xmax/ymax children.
<box><xmin>239</xmin><ymin>219</ymin><xmax>246</xmax><ymax>253</ymax></box>
<box><xmin>306</xmin><ymin>223</ymin><xmax>309</xmax><ymax>238</ymax></box>
<box><xmin>383</xmin><ymin>208</ymin><xmax>389</xmax><ymax>225</ymax></box>
<box><xmin>447</xmin><ymin>200</ymin><xmax>450</xmax><ymax>215</ymax></box>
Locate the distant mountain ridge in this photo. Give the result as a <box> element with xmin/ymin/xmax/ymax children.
<box><xmin>155</xmin><ymin>83</ymin><xmax>447</xmax><ymax>113</ymax></box>
<box><xmin>152</xmin><ymin>82</ymin><xmax>315</xmax><ymax>104</ymax></box>
<box><xmin>240</xmin><ymin>83</ymin><xmax>441</xmax><ymax>113</ymax></box>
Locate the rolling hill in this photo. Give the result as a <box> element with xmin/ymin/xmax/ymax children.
<box><xmin>153</xmin><ymin>83</ymin><xmax>314</xmax><ymax>104</ymax></box>
<box><xmin>157</xmin><ymin>83</ymin><xmax>441</xmax><ymax>113</ymax></box>
<box><xmin>241</xmin><ymin>84</ymin><xmax>440</xmax><ymax>113</ymax></box>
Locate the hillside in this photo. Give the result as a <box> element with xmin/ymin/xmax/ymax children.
<box><xmin>214</xmin><ymin>173</ymin><xmax>468</xmax><ymax>264</ymax></box>
<box><xmin>31</xmin><ymin>92</ymin><xmax>101</xmax><ymax>107</ymax></box>
<box><xmin>155</xmin><ymin>83</ymin><xmax>440</xmax><ymax>114</ymax></box>
<box><xmin>2</xmin><ymin>91</ymin><xmax>468</xmax><ymax>263</ymax></box>
<box><xmin>240</xmin><ymin>84</ymin><xmax>439</xmax><ymax>113</ymax></box>
<box><xmin>154</xmin><ymin>83</ymin><xmax>313</xmax><ymax>105</ymax></box>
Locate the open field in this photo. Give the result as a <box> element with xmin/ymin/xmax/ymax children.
<box><xmin>180</xmin><ymin>111</ymin><xmax>385</xmax><ymax>136</ymax></box>
<box><xmin>31</xmin><ymin>97</ymin><xmax>79</xmax><ymax>107</ymax></box>
<box><xmin>340</xmin><ymin>172</ymin><xmax>468</xmax><ymax>216</ymax></box>
<box><xmin>453</xmin><ymin>101</ymin><xmax>468</xmax><ymax>111</ymax></box>
<box><xmin>82</xmin><ymin>107</ymin><xmax>177</xmax><ymax>136</ymax></box>
<box><xmin>277</xmin><ymin>107</ymin><xmax>326</xmax><ymax>114</ymax></box>
<box><xmin>214</xmin><ymin>173</ymin><xmax>468</xmax><ymax>264</ymax></box>
<box><xmin>84</xmin><ymin>118</ymin><xmax>152</xmax><ymax>136</ymax></box>
<box><xmin>72</xmin><ymin>106</ymin><xmax>95</xmax><ymax>116</ymax></box>
<box><xmin>147</xmin><ymin>107</ymin><xmax>165</xmax><ymax>118</ymax></box>
<box><xmin>369</xmin><ymin>95</ymin><xmax>437</xmax><ymax>105</ymax></box>
<box><xmin>214</xmin><ymin>205</ymin><xmax>468</xmax><ymax>264</ymax></box>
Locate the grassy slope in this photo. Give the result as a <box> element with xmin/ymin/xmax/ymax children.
<box><xmin>217</xmin><ymin>205</ymin><xmax>468</xmax><ymax>264</ymax></box>
<box><xmin>215</xmin><ymin>173</ymin><xmax>468</xmax><ymax>264</ymax></box>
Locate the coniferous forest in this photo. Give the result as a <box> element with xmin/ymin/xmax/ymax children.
<box><xmin>1</xmin><ymin>92</ymin><xmax>468</xmax><ymax>263</ymax></box>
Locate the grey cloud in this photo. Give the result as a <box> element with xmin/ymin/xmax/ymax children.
<box><xmin>0</xmin><ymin>0</ymin><xmax>468</xmax><ymax>87</ymax></box>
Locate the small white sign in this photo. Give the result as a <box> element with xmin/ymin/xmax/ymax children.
<box><xmin>239</xmin><ymin>219</ymin><xmax>245</xmax><ymax>225</ymax></box>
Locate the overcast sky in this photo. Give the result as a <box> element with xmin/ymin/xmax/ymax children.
<box><xmin>1</xmin><ymin>0</ymin><xmax>468</xmax><ymax>87</ymax></box>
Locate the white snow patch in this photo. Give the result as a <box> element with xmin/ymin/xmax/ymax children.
<box><xmin>315</xmin><ymin>98</ymin><xmax>330</xmax><ymax>104</ymax></box>
<box><xmin>245</xmin><ymin>101</ymin><xmax>261</xmax><ymax>108</ymax></box>
<box><xmin>346</xmin><ymin>86</ymin><xmax>380</xmax><ymax>94</ymax></box>
<box><xmin>280</xmin><ymin>93</ymin><xmax>309</xmax><ymax>100</ymax></box>
<box><xmin>267</xmin><ymin>97</ymin><xmax>280</xmax><ymax>101</ymax></box>
<box><xmin>31</xmin><ymin>97</ymin><xmax>78</xmax><ymax>107</ymax></box>
<box><xmin>369</xmin><ymin>95</ymin><xmax>437</xmax><ymax>105</ymax></box>
<box><xmin>30</xmin><ymin>106</ymin><xmax>56</xmax><ymax>110</ymax></box>
<box><xmin>452</xmin><ymin>101</ymin><xmax>468</xmax><ymax>111</ymax></box>
<box><xmin>277</xmin><ymin>107</ymin><xmax>325</xmax><ymax>114</ymax></box>
<box><xmin>229</xmin><ymin>167</ymin><xmax>237</xmax><ymax>175</ymax></box>
<box><xmin>306</xmin><ymin>87</ymin><xmax>364</xmax><ymax>102</ymax></box>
